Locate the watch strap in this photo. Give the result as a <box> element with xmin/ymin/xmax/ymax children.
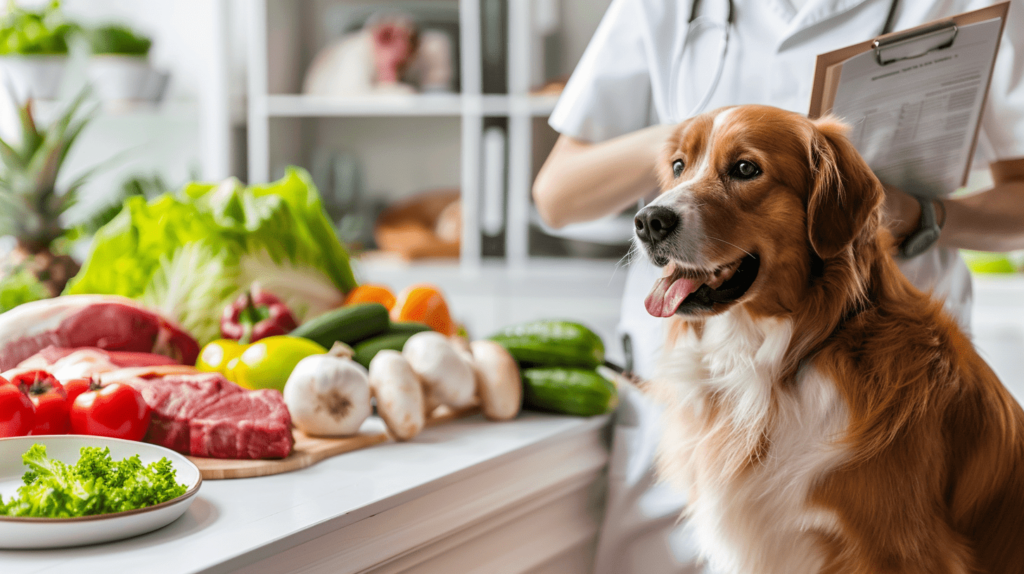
<box><xmin>899</xmin><ymin>195</ymin><xmax>942</xmax><ymax>259</ymax></box>
<box><xmin>918</xmin><ymin>195</ymin><xmax>937</xmax><ymax>230</ymax></box>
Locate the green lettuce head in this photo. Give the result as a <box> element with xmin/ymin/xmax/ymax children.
<box><xmin>66</xmin><ymin>168</ymin><xmax>357</xmax><ymax>344</ymax></box>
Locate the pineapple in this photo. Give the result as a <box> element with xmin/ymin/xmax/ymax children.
<box><xmin>0</xmin><ymin>92</ymin><xmax>91</xmax><ymax>300</ymax></box>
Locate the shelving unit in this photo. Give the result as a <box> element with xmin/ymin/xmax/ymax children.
<box><xmin>245</xmin><ymin>0</ymin><xmax>604</xmax><ymax>275</ymax></box>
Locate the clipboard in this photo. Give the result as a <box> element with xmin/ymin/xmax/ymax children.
<box><xmin>808</xmin><ymin>2</ymin><xmax>1009</xmax><ymax>193</ymax></box>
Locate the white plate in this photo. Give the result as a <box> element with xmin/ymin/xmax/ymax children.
<box><xmin>0</xmin><ymin>435</ymin><xmax>202</xmax><ymax>549</ymax></box>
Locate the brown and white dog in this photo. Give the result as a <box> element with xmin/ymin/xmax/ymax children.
<box><xmin>634</xmin><ymin>105</ymin><xmax>1024</xmax><ymax>573</ymax></box>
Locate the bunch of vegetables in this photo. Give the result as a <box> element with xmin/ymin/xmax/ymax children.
<box><xmin>195</xmin><ymin>282</ymin><xmax>459</xmax><ymax>395</ymax></box>
<box><xmin>190</xmin><ymin>277</ymin><xmax>522</xmax><ymax>440</ymax></box>
<box><xmin>282</xmin><ymin>330</ymin><xmax>521</xmax><ymax>441</ymax></box>
<box><xmin>490</xmin><ymin>320</ymin><xmax>618</xmax><ymax>417</ymax></box>
<box><xmin>0</xmin><ymin>371</ymin><xmax>150</xmax><ymax>441</ymax></box>
<box><xmin>67</xmin><ymin>169</ymin><xmax>358</xmax><ymax>344</ymax></box>
<box><xmin>0</xmin><ymin>444</ymin><xmax>186</xmax><ymax>518</ymax></box>
<box><xmin>0</xmin><ymin>1</ymin><xmax>77</xmax><ymax>56</ymax></box>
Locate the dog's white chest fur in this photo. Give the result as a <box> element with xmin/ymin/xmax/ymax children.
<box><xmin>652</xmin><ymin>311</ymin><xmax>850</xmax><ymax>574</ymax></box>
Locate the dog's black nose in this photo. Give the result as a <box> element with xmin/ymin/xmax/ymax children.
<box><xmin>634</xmin><ymin>206</ymin><xmax>679</xmax><ymax>244</ymax></box>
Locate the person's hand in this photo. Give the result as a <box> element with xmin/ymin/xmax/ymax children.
<box><xmin>881</xmin><ymin>184</ymin><xmax>922</xmax><ymax>241</ymax></box>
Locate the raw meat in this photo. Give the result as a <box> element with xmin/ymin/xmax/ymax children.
<box><xmin>5</xmin><ymin>346</ymin><xmax>180</xmax><ymax>382</ymax></box>
<box><xmin>120</xmin><ymin>372</ymin><xmax>293</xmax><ymax>460</ymax></box>
<box><xmin>0</xmin><ymin>295</ymin><xmax>199</xmax><ymax>371</ymax></box>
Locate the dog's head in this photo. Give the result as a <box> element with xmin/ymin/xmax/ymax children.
<box><xmin>635</xmin><ymin>105</ymin><xmax>884</xmax><ymax>320</ymax></box>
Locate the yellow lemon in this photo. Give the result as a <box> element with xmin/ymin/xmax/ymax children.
<box><xmin>196</xmin><ymin>339</ymin><xmax>244</xmax><ymax>375</ymax></box>
<box><xmin>228</xmin><ymin>336</ymin><xmax>326</xmax><ymax>391</ymax></box>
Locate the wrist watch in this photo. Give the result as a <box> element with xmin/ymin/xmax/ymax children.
<box><xmin>899</xmin><ymin>196</ymin><xmax>944</xmax><ymax>259</ymax></box>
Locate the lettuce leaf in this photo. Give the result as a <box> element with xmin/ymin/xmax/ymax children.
<box><xmin>0</xmin><ymin>444</ymin><xmax>187</xmax><ymax>518</ymax></box>
<box><xmin>66</xmin><ymin>168</ymin><xmax>357</xmax><ymax>344</ymax></box>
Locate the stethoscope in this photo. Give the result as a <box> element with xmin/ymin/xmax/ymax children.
<box><xmin>676</xmin><ymin>0</ymin><xmax>902</xmax><ymax>119</ymax></box>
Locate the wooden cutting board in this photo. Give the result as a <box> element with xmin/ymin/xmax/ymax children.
<box><xmin>186</xmin><ymin>406</ymin><xmax>480</xmax><ymax>480</ymax></box>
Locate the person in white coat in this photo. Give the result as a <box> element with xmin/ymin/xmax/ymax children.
<box><xmin>533</xmin><ymin>0</ymin><xmax>1024</xmax><ymax>571</ymax></box>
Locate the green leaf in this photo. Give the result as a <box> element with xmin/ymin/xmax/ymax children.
<box><xmin>16</xmin><ymin>101</ymin><xmax>42</xmax><ymax>158</ymax></box>
<box><xmin>0</xmin><ymin>136</ymin><xmax>26</xmax><ymax>171</ymax></box>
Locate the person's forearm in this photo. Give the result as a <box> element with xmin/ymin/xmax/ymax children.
<box><xmin>939</xmin><ymin>181</ymin><xmax>1024</xmax><ymax>252</ymax></box>
<box><xmin>533</xmin><ymin>124</ymin><xmax>676</xmax><ymax>229</ymax></box>
<box><xmin>938</xmin><ymin>159</ymin><xmax>1024</xmax><ymax>252</ymax></box>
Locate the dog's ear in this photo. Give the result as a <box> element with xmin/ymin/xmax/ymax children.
<box><xmin>807</xmin><ymin>117</ymin><xmax>884</xmax><ymax>259</ymax></box>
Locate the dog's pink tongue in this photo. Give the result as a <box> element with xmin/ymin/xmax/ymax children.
<box><xmin>645</xmin><ymin>275</ymin><xmax>698</xmax><ymax>317</ymax></box>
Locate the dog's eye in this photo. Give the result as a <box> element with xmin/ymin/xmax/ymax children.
<box><xmin>672</xmin><ymin>160</ymin><xmax>685</xmax><ymax>178</ymax></box>
<box><xmin>730</xmin><ymin>160</ymin><xmax>761</xmax><ymax>180</ymax></box>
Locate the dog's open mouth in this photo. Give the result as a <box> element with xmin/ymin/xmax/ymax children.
<box><xmin>644</xmin><ymin>255</ymin><xmax>760</xmax><ymax>317</ymax></box>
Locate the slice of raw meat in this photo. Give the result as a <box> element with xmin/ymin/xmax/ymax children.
<box><xmin>5</xmin><ymin>346</ymin><xmax>180</xmax><ymax>382</ymax></box>
<box><xmin>0</xmin><ymin>295</ymin><xmax>200</xmax><ymax>371</ymax></box>
<box><xmin>121</xmin><ymin>372</ymin><xmax>293</xmax><ymax>459</ymax></box>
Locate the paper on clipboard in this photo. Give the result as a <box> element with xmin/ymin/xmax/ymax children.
<box><xmin>808</xmin><ymin>3</ymin><xmax>1009</xmax><ymax>198</ymax></box>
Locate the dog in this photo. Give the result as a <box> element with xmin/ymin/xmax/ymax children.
<box><xmin>634</xmin><ymin>105</ymin><xmax>1024</xmax><ymax>573</ymax></box>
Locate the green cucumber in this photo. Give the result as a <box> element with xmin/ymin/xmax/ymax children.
<box><xmin>291</xmin><ymin>302</ymin><xmax>390</xmax><ymax>348</ymax></box>
<box><xmin>386</xmin><ymin>321</ymin><xmax>432</xmax><ymax>336</ymax></box>
<box><xmin>490</xmin><ymin>320</ymin><xmax>605</xmax><ymax>368</ymax></box>
<box><xmin>352</xmin><ymin>332</ymin><xmax>417</xmax><ymax>368</ymax></box>
<box><xmin>521</xmin><ymin>367</ymin><xmax>618</xmax><ymax>416</ymax></box>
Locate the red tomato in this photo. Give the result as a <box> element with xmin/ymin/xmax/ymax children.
<box><xmin>10</xmin><ymin>370</ymin><xmax>68</xmax><ymax>435</ymax></box>
<box><xmin>70</xmin><ymin>383</ymin><xmax>151</xmax><ymax>441</ymax></box>
<box><xmin>0</xmin><ymin>378</ymin><xmax>34</xmax><ymax>437</ymax></box>
<box><xmin>63</xmin><ymin>378</ymin><xmax>92</xmax><ymax>406</ymax></box>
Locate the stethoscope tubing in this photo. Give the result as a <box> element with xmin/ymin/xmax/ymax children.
<box><xmin>675</xmin><ymin>0</ymin><xmax>900</xmax><ymax>119</ymax></box>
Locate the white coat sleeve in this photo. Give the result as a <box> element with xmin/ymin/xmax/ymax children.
<box><xmin>548</xmin><ymin>0</ymin><xmax>654</xmax><ymax>143</ymax></box>
<box><xmin>973</xmin><ymin>0</ymin><xmax>1024</xmax><ymax>162</ymax></box>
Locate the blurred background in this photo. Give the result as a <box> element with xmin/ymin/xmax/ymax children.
<box><xmin>0</xmin><ymin>0</ymin><xmax>1022</xmax><ymax>391</ymax></box>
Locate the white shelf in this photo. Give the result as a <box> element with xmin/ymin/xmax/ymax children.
<box><xmin>267</xmin><ymin>93</ymin><xmax>463</xmax><ymax>117</ymax></box>
<box><xmin>264</xmin><ymin>93</ymin><xmax>559</xmax><ymax>118</ymax></box>
<box><xmin>525</xmin><ymin>94</ymin><xmax>560</xmax><ymax>116</ymax></box>
<box><xmin>246</xmin><ymin>0</ymin><xmax>582</xmax><ymax>273</ymax></box>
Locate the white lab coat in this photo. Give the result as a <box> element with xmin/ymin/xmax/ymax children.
<box><xmin>549</xmin><ymin>0</ymin><xmax>1024</xmax><ymax>572</ymax></box>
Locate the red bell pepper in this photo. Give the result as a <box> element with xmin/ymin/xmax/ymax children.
<box><xmin>221</xmin><ymin>285</ymin><xmax>298</xmax><ymax>344</ymax></box>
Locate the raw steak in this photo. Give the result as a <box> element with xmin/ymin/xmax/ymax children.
<box><xmin>0</xmin><ymin>295</ymin><xmax>199</xmax><ymax>371</ymax></box>
<box><xmin>121</xmin><ymin>372</ymin><xmax>293</xmax><ymax>459</ymax></box>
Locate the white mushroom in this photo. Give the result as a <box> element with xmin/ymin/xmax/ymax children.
<box><xmin>469</xmin><ymin>340</ymin><xmax>522</xmax><ymax>421</ymax></box>
<box><xmin>283</xmin><ymin>347</ymin><xmax>371</xmax><ymax>437</ymax></box>
<box><xmin>402</xmin><ymin>331</ymin><xmax>477</xmax><ymax>409</ymax></box>
<box><xmin>449</xmin><ymin>335</ymin><xmax>472</xmax><ymax>355</ymax></box>
<box><xmin>368</xmin><ymin>350</ymin><xmax>425</xmax><ymax>440</ymax></box>
<box><xmin>422</xmin><ymin>389</ymin><xmax>442</xmax><ymax>418</ymax></box>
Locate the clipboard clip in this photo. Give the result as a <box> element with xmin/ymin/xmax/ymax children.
<box><xmin>873</xmin><ymin>21</ymin><xmax>958</xmax><ymax>66</ymax></box>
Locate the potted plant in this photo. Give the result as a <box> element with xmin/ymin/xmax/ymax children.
<box><xmin>85</xmin><ymin>23</ymin><xmax>168</xmax><ymax>106</ymax></box>
<box><xmin>0</xmin><ymin>92</ymin><xmax>92</xmax><ymax>311</ymax></box>
<box><xmin>0</xmin><ymin>1</ymin><xmax>77</xmax><ymax>101</ymax></box>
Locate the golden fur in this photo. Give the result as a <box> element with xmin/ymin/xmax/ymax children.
<box><xmin>644</xmin><ymin>105</ymin><xmax>1024</xmax><ymax>573</ymax></box>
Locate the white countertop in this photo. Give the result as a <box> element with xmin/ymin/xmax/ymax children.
<box><xmin>1</xmin><ymin>412</ymin><xmax>611</xmax><ymax>574</ymax></box>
